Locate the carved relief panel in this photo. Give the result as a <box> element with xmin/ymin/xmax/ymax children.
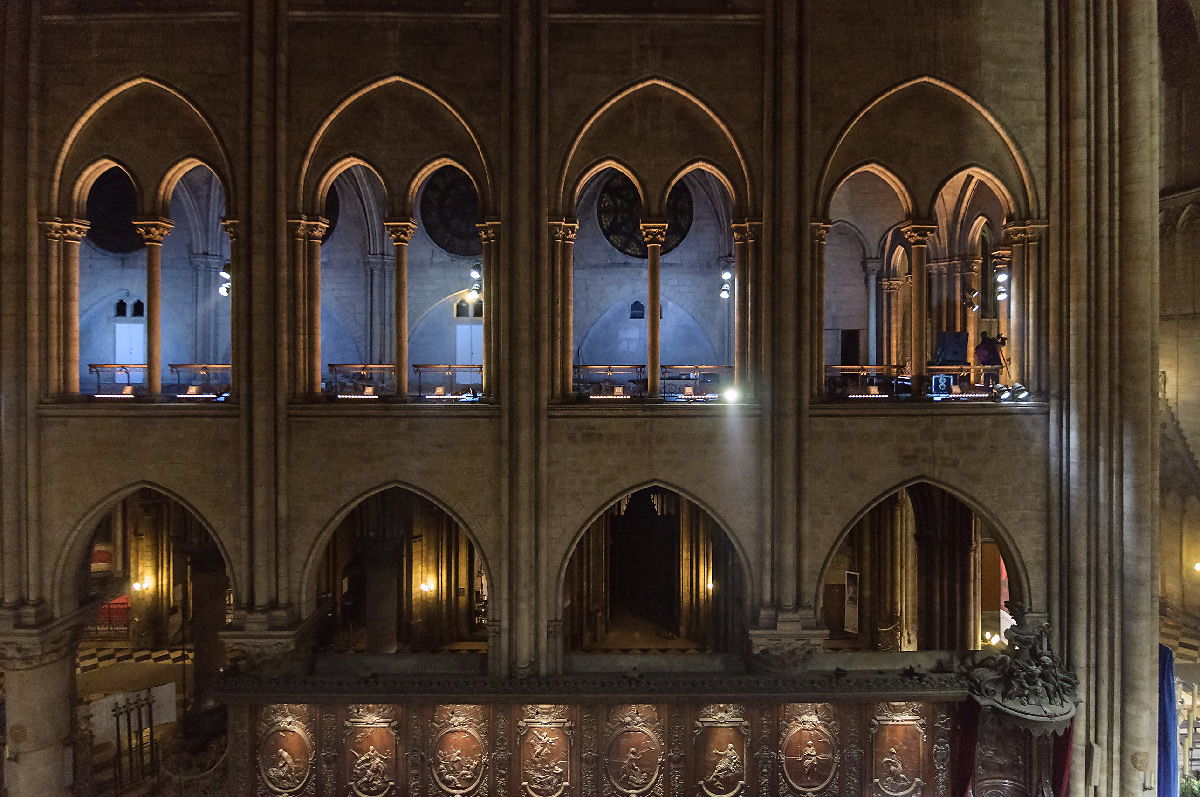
<box><xmin>694</xmin><ymin>704</ymin><xmax>750</xmax><ymax>797</ymax></box>
<box><xmin>428</xmin><ymin>705</ymin><xmax>490</xmax><ymax>797</ymax></box>
<box><xmin>519</xmin><ymin>705</ymin><xmax>574</xmax><ymax>797</ymax></box>
<box><xmin>869</xmin><ymin>703</ymin><xmax>927</xmax><ymax>797</ymax></box>
<box><xmin>258</xmin><ymin>704</ymin><xmax>317</xmax><ymax>797</ymax></box>
<box><xmin>603</xmin><ymin>705</ymin><xmax>665</xmax><ymax>797</ymax></box>
<box><xmin>778</xmin><ymin>704</ymin><xmax>840</xmax><ymax>797</ymax></box>
<box><xmin>344</xmin><ymin>704</ymin><xmax>400</xmax><ymax>797</ymax></box>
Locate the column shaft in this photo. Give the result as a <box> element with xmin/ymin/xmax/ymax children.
<box><xmin>3</xmin><ymin>651</ymin><xmax>76</xmax><ymax>797</ymax></box>
<box><xmin>61</xmin><ymin>225</ymin><xmax>86</xmax><ymax>394</ymax></box>
<box><xmin>642</xmin><ymin>223</ymin><xmax>667</xmax><ymax>398</ymax></box>
<box><xmin>1007</xmin><ymin>230</ymin><xmax>1027</xmax><ymax>384</ymax></box>
<box><xmin>42</xmin><ymin>224</ymin><xmax>61</xmax><ymax>396</ymax></box>
<box><xmin>733</xmin><ymin>223</ymin><xmax>750</xmax><ymax>388</ymax></box>
<box><xmin>135</xmin><ymin>220</ymin><xmax>173</xmax><ymax>397</ymax></box>
<box><xmin>306</xmin><ymin>223</ymin><xmax>326</xmax><ymax>394</ymax></box>
<box><xmin>904</xmin><ymin>226</ymin><xmax>935</xmax><ymax>387</ymax></box>
<box><xmin>387</xmin><ymin>221</ymin><xmax>416</xmax><ymax>396</ymax></box>
<box><xmin>560</xmin><ymin>222</ymin><xmax>577</xmax><ymax>396</ymax></box>
<box><xmin>812</xmin><ymin>223</ymin><xmax>830</xmax><ymax>394</ymax></box>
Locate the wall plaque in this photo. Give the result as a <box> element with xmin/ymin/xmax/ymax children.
<box><xmin>695</xmin><ymin>704</ymin><xmax>749</xmax><ymax>797</ymax></box>
<box><xmin>258</xmin><ymin>704</ymin><xmax>315</xmax><ymax>796</ymax></box>
<box><xmin>779</xmin><ymin>704</ymin><xmax>840</xmax><ymax>796</ymax></box>
<box><xmin>345</xmin><ymin>704</ymin><xmax>398</xmax><ymax>797</ymax></box>
<box><xmin>519</xmin><ymin>705</ymin><xmax>573</xmax><ymax>797</ymax></box>
<box><xmin>429</xmin><ymin>705</ymin><xmax>489</xmax><ymax>796</ymax></box>
<box><xmin>870</xmin><ymin>703</ymin><xmax>926</xmax><ymax>797</ymax></box>
<box><xmin>603</xmin><ymin>705</ymin><xmax>664</xmax><ymax>797</ymax></box>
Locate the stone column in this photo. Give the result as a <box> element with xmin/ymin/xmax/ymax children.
<box><xmin>191</xmin><ymin>254</ymin><xmax>223</xmax><ymax>364</ymax></box>
<box><xmin>642</xmin><ymin>222</ymin><xmax>668</xmax><ymax>398</ymax></box>
<box><xmin>811</xmin><ymin>223</ymin><xmax>830</xmax><ymax>394</ymax></box>
<box><xmin>557</xmin><ymin>221</ymin><xmax>578</xmax><ymax>397</ymax></box>
<box><xmin>881</xmin><ymin>278</ymin><xmax>902</xmax><ymax>368</ymax></box>
<box><xmin>732</xmin><ymin>222</ymin><xmax>751</xmax><ymax>389</ymax></box>
<box><xmin>361</xmin><ymin>536</ymin><xmax>402</xmax><ymax>654</ymax></box>
<box><xmin>385</xmin><ymin>220</ymin><xmax>416</xmax><ymax>396</ymax></box>
<box><xmin>478</xmin><ymin>222</ymin><xmax>501</xmax><ymax>400</ymax></box>
<box><xmin>221</xmin><ymin>219</ymin><xmax>240</xmax><ymax>394</ymax></box>
<box><xmin>966</xmin><ymin>258</ymin><xmax>981</xmax><ymax>358</ymax></box>
<box><xmin>134</xmin><ymin>219</ymin><xmax>174</xmax><ymax>397</ymax></box>
<box><xmin>306</xmin><ymin>219</ymin><xmax>328</xmax><ymax>394</ymax></box>
<box><xmin>992</xmin><ymin>246</ymin><xmax>1012</xmax><ymax>378</ymax></box>
<box><xmin>60</xmin><ymin>221</ymin><xmax>88</xmax><ymax>394</ymax></box>
<box><xmin>865</xmin><ymin>257</ymin><xmax>882</xmax><ymax>364</ymax></box>
<box><xmin>0</xmin><ymin>620</ymin><xmax>82</xmax><ymax>797</ymax></box>
<box><xmin>287</xmin><ymin>218</ymin><xmax>309</xmax><ymax>397</ymax></box>
<box><xmin>903</xmin><ymin>225</ymin><xmax>936</xmax><ymax>388</ymax></box>
<box><xmin>41</xmin><ymin>221</ymin><xmax>64</xmax><ymax>396</ymax></box>
<box><xmin>1004</xmin><ymin>225</ymin><xmax>1027</xmax><ymax>385</ymax></box>
<box><xmin>188</xmin><ymin>552</ymin><xmax>228</xmax><ymax>709</ymax></box>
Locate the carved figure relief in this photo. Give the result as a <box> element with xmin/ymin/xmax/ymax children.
<box><xmin>870</xmin><ymin>704</ymin><xmax>925</xmax><ymax>797</ymax></box>
<box><xmin>519</xmin><ymin>705</ymin><xmax>573</xmax><ymax>797</ymax></box>
<box><xmin>345</xmin><ymin>704</ymin><xmax>398</xmax><ymax>797</ymax></box>
<box><xmin>603</xmin><ymin>705</ymin><xmax>664</xmax><ymax>797</ymax></box>
<box><xmin>258</xmin><ymin>705</ymin><xmax>315</xmax><ymax>795</ymax></box>
<box><xmin>780</xmin><ymin>704</ymin><xmax>840</xmax><ymax>796</ymax></box>
<box><xmin>429</xmin><ymin>705</ymin><xmax>489</xmax><ymax>796</ymax></box>
<box><xmin>695</xmin><ymin>704</ymin><xmax>749</xmax><ymax>797</ymax></box>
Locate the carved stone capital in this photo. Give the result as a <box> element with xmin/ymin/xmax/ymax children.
<box><xmin>220</xmin><ymin>218</ymin><xmax>239</xmax><ymax>243</ymax></box>
<box><xmin>385</xmin><ymin>219</ymin><xmax>418</xmax><ymax>245</ymax></box>
<box><xmin>51</xmin><ymin>219</ymin><xmax>90</xmax><ymax>243</ymax></box>
<box><xmin>811</xmin><ymin>221</ymin><xmax>832</xmax><ymax>244</ymax></box>
<box><xmin>477</xmin><ymin>221</ymin><xmax>501</xmax><ymax>246</ymax></box>
<box><xmin>902</xmin><ymin>224</ymin><xmax>937</xmax><ymax>245</ymax></box>
<box><xmin>304</xmin><ymin>218</ymin><xmax>330</xmax><ymax>240</ymax></box>
<box><xmin>864</xmin><ymin>256</ymin><xmax>884</xmax><ymax>276</ymax></box>
<box><xmin>731</xmin><ymin>222</ymin><xmax>751</xmax><ymax>245</ymax></box>
<box><xmin>881</xmin><ymin>278</ymin><xmax>904</xmax><ymax>293</ymax></box>
<box><xmin>0</xmin><ymin>614</ymin><xmax>83</xmax><ymax>671</ymax></box>
<box><xmin>640</xmin><ymin>222</ymin><xmax>669</xmax><ymax>247</ymax></box>
<box><xmin>134</xmin><ymin>218</ymin><xmax>175</xmax><ymax>245</ymax></box>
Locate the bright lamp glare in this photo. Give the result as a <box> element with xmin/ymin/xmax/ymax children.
<box><xmin>723</xmin><ymin>387</ymin><xmax>740</xmax><ymax>402</ymax></box>
<box><xmin>721</xmin><ymin>270</ymin><xmax>733</xmax><ymax>281</ymax></box>
<box><xmin>469</xmin><ymin>268</ymin><xmax>481</xmax><ymax>280</ymax></box>
<box><xmin>219</xmin><ymin>271</ymin><xmax>231</xmax><ymax>280</ymax></box>
<box><xmin>997</xmin><ymin>290</ymin><xmax>1009</xmax><ymax>301</ymax></box>
<box><xmin>720</xmin><ymin>289</ymin><xmax>730</xmax><ymax>299</ymax></box>
<box><xmin>996</xmin><ymin>272</ymin><xmax>1009</xmax><ymax>283</ymax></box>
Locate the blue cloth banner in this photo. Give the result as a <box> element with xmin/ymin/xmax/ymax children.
<box><xmin>1162</xmin><ymin>643</ymin><xmax>1179</xmax><ymax>797</ymax></box>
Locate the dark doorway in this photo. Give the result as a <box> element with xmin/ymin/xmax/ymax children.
<box><xmin>608</xmin><ymin>489</ymin><xmax>680</xmax><ymax>633</ymax></box>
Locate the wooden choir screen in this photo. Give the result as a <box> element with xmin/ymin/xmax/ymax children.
<box><xmin>235</xmin><ymin>700</ymin><xmax>1050</xmax><ymax>797</ymax></box>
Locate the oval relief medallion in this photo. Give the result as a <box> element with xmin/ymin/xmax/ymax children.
<box><xmin>258</xmin><ymin>727</ymin><xmax>313</xmax><ymax>795</ymax></box>
<box><xmin>782</xmin><ymin>724</ymin><xmax>838</xmax><ymax>794</ymax></box>
<box><xmin>432</xmin><ymin>727</ymin><xmax>486</xmax><ymax>795</ymax></box>
<box><xmin>604</xmin><ymin>727</ymin><xmax>662</xmax><ymax>795</ymax></box>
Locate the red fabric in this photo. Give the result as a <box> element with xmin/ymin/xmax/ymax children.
<box><xmin>1052</xmin><ymin>720</ymin><xmax>1074</xmax><ymax>797</ymax></box>
<box><xmin>951</xmin><ymin>700</ymin><xmax>982</xmax><ymax>797</ymax></box>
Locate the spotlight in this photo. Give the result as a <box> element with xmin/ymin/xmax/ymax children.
<box><xmin>1194</xmin><ymin>562</ymin><xmax>1199</xmax><ymax>572</ymax></box>
<box><xmin>996</xmin><ymin>271</ymin><xmax>1010</xmax><ymax>283</ymax></box>
<box><xmin>964</xmin><ymin>300</ymin><xmax>979</xmax><ymax>312</ymax></box>
<box><xmin>218</xmin><ymin>284</ymin><xmax>231</xmax><ymax>297</ymax></box>
<box><xmin>466</xmin><ymin>283</ymin><xmax>481</xmax><ymax>302</ymax></box>
<box><xmin>706</xmin><ymin>581</ymin><xmax>714</xmax><ymax>591</ymax></box>
<box><xmin>997</xmin><ymin>289</ymin><xmax>1009</xmax><ymax>301</ymax></box>
<box><xmin>721</xmin><ymin>269</ymin><xmax>733</xmax><ymax>281</ymax></box>
<box><xmin>967</xmin><ymin>290</ymin><xmax>979</xmax><ymax>300</ymax></box>
<box><xmin>1013</xmin><ymin>383</ymin><xmax>1030</xmax><ymax>400</ymax></box>
<box><xmin>219</xmin><ymin>270</ymin><xmax>231</xmax><ymax>280</ymax></box>
<box><xmin>723</xmin><ymin>387</ymin><xmax>740</xmax><ymax>403</ymax></box>
<box><xmin>469</xmin><ymin>268</ymin><xmax>481</xmax><ymax>280</ymax></box>
<box><xmin>999</xmin><ymin>385</ymin><xmax>1013</xmax><ymax>400</ymax></box>
<box><xmin>719</xmin><ymin>289</ymin><xmax>730</xmax><ymax>299</ymax></box>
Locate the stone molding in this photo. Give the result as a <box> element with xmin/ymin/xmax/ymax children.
<box><xmin>0</xmin><ymin>613</ymin><xmax>83</xmax><ymax>671</ymax></box>
<box><xmin>384</xmin><ymin>219</ymin><xmax>417</xmax><ymax>245</ymax></box>
<box><xmin>133</xmin><ymin>217</ymin><xmax>175</xmax><ymax>245</ymax></box>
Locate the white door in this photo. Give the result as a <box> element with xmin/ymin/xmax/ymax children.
<box><xmin>454</xmin><ymin>324</ymin><xmax>483</xmax><ymax>386</ymax></box>
<box><xmin>114</xmin><ymin>324</ymin><xmax>146</xmax><ymax>383</ymax></box>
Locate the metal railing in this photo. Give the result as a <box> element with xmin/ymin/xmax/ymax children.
<box><xmin>572</xmin><ymin>364</ymin><xmax>734</xmax><ymax>400</ymax></box>
<box><xmin>824</xmin><ymin>364</ymin><xmax>1005</xmax><ymax>399</ymax></box>
<box><xmin>659</xmin><ymin>365</ymin><xmax>733</xmax><ymax>399</ymax></box>
<box><xmin>412</xmin><ymin>364</ymin><xmax>483</xmax><ymax>397</ymax></box>
<box><xmin>168</xmin><ymin>364</ymin><xmax>231</xmax><ymax>395</ymax></box>
<box><xmin>326</xmin><ymin>364</ymin><xmax>485</xmax><ymax>399</ymax></box>
<box><xmin>327</xmin><ymin>364</ymin><xmax>396</xmax><ymax>396</ymax></box>
<box><xmin>87</xmin><ymin>364</ymin><xmax>146</xmax><ymax>395</ymax></box>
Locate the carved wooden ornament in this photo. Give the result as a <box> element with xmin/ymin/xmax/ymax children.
<box><xmin>695</xmin><ymin>704</ymin><xmax>749</xmax><ymax>797</ymax></box>
<box><xmin>429</xmin><ymin>705</ymin><xmax>489</xmax><ymax>796</ymax></box>
<box><xmin>519</xmin><ymin>705</ymin><xmax>573</xmax><ymax>797</ymax></box>
<box><xmin>258</xmin><ymin>705</ymin><xmax>315</xmax><ymax>795</ymax></box>
<box><xmin>603</xmin><ymin>705</ymin><xmax>664</xmax><ymax>797</ymax></box>
<box><xmin>780</xmin><ymin>705</ymin><xmax>840</xmax><ymax>796</ymax></box>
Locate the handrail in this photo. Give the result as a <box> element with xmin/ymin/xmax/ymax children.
<box><xmin>411</xmin><ymin>364</ymin><xmax>483</xmax><ymax>396</ymax></box>
<box><xmin>87</xmin><ymin>363</ymin><xmax>146</xmax><ymax>394</ymax></box>
<box><xmin>168</xmin><ymin>363</ymin><xmax>232</xmax><ymax>393</ymax></box>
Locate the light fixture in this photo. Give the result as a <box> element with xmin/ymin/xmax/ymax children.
<box><xmin>218</xmin><ymin>284</ymin><xmax>231</xmax><ymax>297</ymax></box>
<box><xmin>1193</xmin><ymin>562</ymin><xmax>1199</xmax><ymax>572</ymax></box>
<box><xmin>996</xmin><ymin>271</ymin><xmax>1010</xmax><ymax>283</ymax></box>
<box><xmin>469</xmin><ymin>267</ymin><xmax>481</xmax><ymax>280</ymax></box>
<box><xmin>466</xmin><ymin>284</ymin><xmax>480</xmax><ymax>302</ymax></box>
<box><xmin>219</xmin><ymin>270</ymin><xmax>231</xmax><ymax>280</ymax></box>
<box><xmin>419</xmin><ymin>580</ymin><xmax>435</xmax><ymax>593</ymax></box>
<box><xmin>131</xmin><ymin>581</ymin><xmax>142</xmax><ymax>591</ymax></box>
<box><xmin>964</xmin><ymin>299</ymin><xmax>980</xmax><ymax>312</ymax></box>
<box><xmin>706</xmin><ymin>580</ymin><xmax>714</xmax><ymax>591</ymax></box>
<box><xmin>997</xmin><ymin>288</ymin><xmax>1009</xmax><ymax>301</ymax></box>
<box><xmin>968</xmin><ymin>290</ymin><xmax>979</xmax><ymax>299</ymax></box>
<box><xmin>999</xmin><ymin>385</ymin><xmax>1013</xmax><ymax>400</ymax></box>
<box><xmin>1013</xmin><ymin>383</ymin><xmax>1030</xmax><ymax>400</ymax></box>
<box><xmin>720</xmin><ymin>288</ymin><xmax>730</xmax><ymax>299</ymax></box>
<box><xmin>723</xmin><ymin>387</ymin><xmax>740</xmax><ymax>402</ymax></box>
<box><xmin>721</xmin><ymin>269</ymin><xmax>733</xmax><ymax>281</ymax></box>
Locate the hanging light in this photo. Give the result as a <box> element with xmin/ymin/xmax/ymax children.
<box><xmin>721</xmin><ymin>269</ymin><xmax>733</xmax><ymax>281</ymax></box>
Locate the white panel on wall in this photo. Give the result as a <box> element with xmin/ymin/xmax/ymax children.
<box><xmin>114</xmin><ymin>323</ymin><xmax>146</xmax><ymax>382</ymax></box>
